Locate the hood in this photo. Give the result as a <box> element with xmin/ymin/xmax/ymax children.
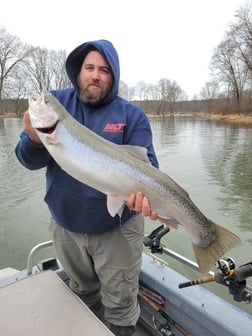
<box><xmin>66</xmin><ymin>39</ymin><xmax>120</xmax><ymax>105</ymax></box>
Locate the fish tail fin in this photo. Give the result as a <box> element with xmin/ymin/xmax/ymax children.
<box><xmin>192</xmin><ymin>223</ymin><xmax>242</xmax><ymax>275</ymax></box>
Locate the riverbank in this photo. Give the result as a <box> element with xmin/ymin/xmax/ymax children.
<box><xmin>166</xmin><ymin>111</ymin><xmax>252</xmax><ymax>125</ymax></box>
<box><xmin>2</xmin><ymin>112</ymin><xmax>252</xmax><ymax>125</ymax></box>
<box><xmin>196</xmin><ymin>112</ymin><xmax>252</xmax><ymax>124</ymax></box>
<box><xmin>0</xmin><ymin>113</ymin><xmax>18</xmax><ymax>119</ymax></box>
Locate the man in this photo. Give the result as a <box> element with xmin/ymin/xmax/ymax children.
<box><xmin>15</xmin><ymin>39</ymin><xmax>158</xmax><ymax>336</ymax></box>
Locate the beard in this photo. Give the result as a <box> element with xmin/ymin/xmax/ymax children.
<box><xmin>79</xmin><ymin>82</ymin><xmax>111</xmax><ymax>106</ymax></box>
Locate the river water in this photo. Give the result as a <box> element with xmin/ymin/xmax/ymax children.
<box><xmin>1</xmin><ymin>115</ymin><xmax>252</xmax><ymax>314</ymax></box>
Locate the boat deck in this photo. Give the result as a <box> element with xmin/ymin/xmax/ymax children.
<box><xmin>0</xmin><ymin>269</ymin><xmax>153</xmax><ymax>336</ymax></box>
<box><xmin>0</xmin><ymin>270</ymin><xmax>115</xmax><ymax>335</ymax></box>
<box><xmin>1</xmin><ymin>247</ymin><xmax>252</xmax><ymax>336</ymax></box>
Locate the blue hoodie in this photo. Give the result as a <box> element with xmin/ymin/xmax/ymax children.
<box><xmin>15</xmin><ymin>39</ymin><xmax>159</xmax><ymax>234</ymax></box>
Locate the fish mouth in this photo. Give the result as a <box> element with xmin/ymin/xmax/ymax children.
<box><xmin>36</xmin><ymin>120</ymin><xmax>59</xmax><ymax>134</ymax></box>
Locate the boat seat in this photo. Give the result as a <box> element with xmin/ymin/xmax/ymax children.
<box><xmin>0</xmin><ymin>270</ymin><xmax>113</xmax><ymax>336</ymax></box>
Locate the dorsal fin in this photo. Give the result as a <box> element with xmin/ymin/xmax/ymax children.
<box><xmin>121</xmin><ymin>145</ymin><xmax>151</xmax><ymax>163</ymax></box>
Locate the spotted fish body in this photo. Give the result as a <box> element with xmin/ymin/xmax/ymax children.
<box><xmin>28</xmin><ymin>92</ymin><xmax>242</xmax><ymax>274</ymax></box>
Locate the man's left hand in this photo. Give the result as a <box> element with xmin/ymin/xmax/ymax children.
<box><xmin>126</xmin><ymin>192</ymin><xmax>158</xmax><ymax>220</ymax></box>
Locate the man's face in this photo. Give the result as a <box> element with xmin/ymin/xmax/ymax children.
<box><xmin>77</xmin><ymin>51</ymin><xmax>113</xmax><ymax>105</ymax></box>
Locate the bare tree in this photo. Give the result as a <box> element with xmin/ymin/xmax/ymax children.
<box><xmin>210</xmin><ymin>36</ymin><xmax>248</xmax><ymax>113</ymax></box>
<box><xmin>50</xmin><ymin>49</ymin><xmax>71</xmax><ymax>89</ymax></box>
<box><xmin>200</xmin><ymin>81</ymin><xmax>220</xmax><ymax>100</ymax></box>
<box><xmin>208</xmin><ymin>2</ymin><xmax>252</xmax><ymax>114</ymax></box>
<box><xmin>158</xmin><ymin>78</ymin><xmax>184</xmax><ymax>114</ymax></box>
<box><xmin>0</xmin><ymin>27</ymin><xmax>31</xmax><ymax>99</ymax></box>
<box><xmin>229</xmin><ymin>2</ymin><xmax>252</xmax><ymax>96</ymax></box>
<box><xmin>119</xmin><ymin>80</ymin><xmax>130</xmax><ymax>99</ymax></box>
<box><xmin>147</xmin><ymin>83</ymin><xmax>160</xmax><ymax>100</ymax></box>
<box><xmin>22</xmin><ymin>47</ymin><xmax>70</xmax><ymax>96</ymax></box>
<box><xmin>232</xmin><ymin>2</ymin><xmax>252</xmax><ymax>71</ymax></box>
<box><xmin>134</xmin><ymin>81</ymin><xmax>148</xmax><ymax>100</ymax></box>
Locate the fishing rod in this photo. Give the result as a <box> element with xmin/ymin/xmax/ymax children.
<box><xmin>138</xmin><ymin>289</ymin><xmax>191</xmax><ymax>336</ymax></box>
<box><xmin>144</xmin><ymin>225</ymin><xmax>252</xmax><ymax>304</ymax></box>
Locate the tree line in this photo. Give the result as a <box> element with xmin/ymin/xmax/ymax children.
<box><xmin>1</xmin><ymin>1</ymin><xmax>252</xmax><ymax>115</ymax></box>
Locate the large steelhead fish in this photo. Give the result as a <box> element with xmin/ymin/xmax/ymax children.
<box><xmin>28</xmin><ymin>92</ymin><xmax>242</xmax><ymax>274</ymax></box>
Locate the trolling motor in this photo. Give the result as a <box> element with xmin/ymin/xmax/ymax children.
<box><xmin>179</xmin><ymin>257</ymin><xmax>252</xmax><ymax>303</ymax></box>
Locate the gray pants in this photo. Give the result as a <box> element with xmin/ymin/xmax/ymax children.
<box><xmin>49</xmin><ymin>214</ymin><xmax>144</xmax><ymax>327</ymax></box>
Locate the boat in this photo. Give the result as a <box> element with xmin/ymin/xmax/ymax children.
<box><xmin>0</xmin><ymin>225</ymin><xmax>252</xmax><ymax>336</ymax></box>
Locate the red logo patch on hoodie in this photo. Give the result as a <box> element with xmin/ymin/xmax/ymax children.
<box><xmin>103</xmin><ymin>123</ymin><xmax>125</xmax><ymax>133</ymax></box>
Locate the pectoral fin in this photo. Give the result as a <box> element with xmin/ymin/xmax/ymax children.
<box><xmin>158</xmin><ymin>216</ymin><xmax>179</xmax><ymax>231</ymax></box>
<box><xmin>107</xmin><ymin>194</ymin><xmax>125</xmax><ymax>218</ymax></box>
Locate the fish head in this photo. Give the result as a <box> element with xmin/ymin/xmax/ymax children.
<box><xmin>28</xmin><ymin>91</ymin><xmax>61</xmax><ymax>130</ymax></box>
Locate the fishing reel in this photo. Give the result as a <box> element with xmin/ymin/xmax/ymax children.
<box><xmin>215</xmin><ymin>257</ymin><xmax>252</xmax><ymax>303</ymax></box>
<box><xmin>216</xmin><ymin>257</ymin><xmax>235</xmax><ymax>276</ymax></box>
<box><xmin>144</xmin><ymin>226</ymin><xmax>252</xmax><ymax>303</ymax></box>
<box><xmin>179</xmin><ymin>257</ymin><xmax>252</xmax><ymax>303</ymax></box>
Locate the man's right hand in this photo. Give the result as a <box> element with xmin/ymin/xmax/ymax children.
<box><xmin>23</xmin><ymin>111</ymin><xmax>42</xmax><ymax>145</ymax></box>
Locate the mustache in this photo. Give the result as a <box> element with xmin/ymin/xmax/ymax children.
<box><xmin>87</xmin><ymin>82</ymin><xmax>102</xmax><ymax>88</ymax></box>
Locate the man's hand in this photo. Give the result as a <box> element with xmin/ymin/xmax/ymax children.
<box><xmin>126</xmin><ymin>192</ymin><xmax>158</xmax><ymax>220</ymax></box>
<box><xmin>23</xmin><ymin>111</ymin><xmax>42</xmax><ymax>145</ymax></box>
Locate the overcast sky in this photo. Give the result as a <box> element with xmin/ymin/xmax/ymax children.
<box><xmin>0</xmin><ymin>0</ymin><xmax>247</xmax><ymax>98</ymax></box>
